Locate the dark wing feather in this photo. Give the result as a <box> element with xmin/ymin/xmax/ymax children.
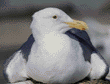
<box><xmin>65</xmin><ymin>28</ymin><xmax>96</xmax><ymax>62</ymax></box>
<box><xmin>19</xmin><ymin>34</ymin><xmax>35</xmax><ymax>61</ymax></box>
<box><xmin>3</xmin><ymin>34</ymin><xmax>35</xmax><ymax>82</ymax></box>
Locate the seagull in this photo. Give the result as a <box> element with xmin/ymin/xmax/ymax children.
<box><xmin>3</xmin><ymin>7</ymin><xmax>109</xmax><ymax>84</ymax></box>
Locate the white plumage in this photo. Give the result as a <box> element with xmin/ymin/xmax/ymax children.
<box><xmin>3</xmin><ymin>7</ymin><xmax>109</xmax><ymax>84</ymax></box>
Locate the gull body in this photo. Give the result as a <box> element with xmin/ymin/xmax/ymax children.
<box><xmin>3</xmin><ymin>7</ymin><xmax>109</xmax><ymax>84</ymax></box>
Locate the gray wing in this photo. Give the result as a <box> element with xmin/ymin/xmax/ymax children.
<box><xmin>3</xmin><ymin>34</ymin><xmax>35</xmax><ymax>82</ymax></box>
<box><xmin>65</xmin><ymin>28</ymin><xmax>108</xmax><ymax>64</ymax></box>
<box><xmin>19</xmin><ymin>34</ymin><xmax>35</xmax><ymax>61</ymax></box>
<box><xmin>65</xmin><ymin>28</ymin><xmax>109</xmax><ymax>79</ymax></box>
<box><xmin>65</xmin><ymin>28</ymin><xmax>96</xmax><ymax>62</ymax></box>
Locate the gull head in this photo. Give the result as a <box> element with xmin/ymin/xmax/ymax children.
<box><xmin>30</xmin><ymin>7</ymin><xmax>88</xmax><ymax>34</ymax></box>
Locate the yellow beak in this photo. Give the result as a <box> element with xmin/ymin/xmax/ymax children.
<box><xmin>64</xmin><ymin>19</ymin><xmax>88</xmax><ymax>30</ymax></box>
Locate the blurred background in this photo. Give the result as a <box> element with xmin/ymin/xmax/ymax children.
<box><xmin>0</xmin><ymin>0</ymin><xmax>110</xmax><ymax>83</ymax></box>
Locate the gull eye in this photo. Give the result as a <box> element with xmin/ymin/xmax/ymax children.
<box><xmin>52</xmin><ymin>15</ymin><xmax>57</xmax><ymax>19</ymax></box>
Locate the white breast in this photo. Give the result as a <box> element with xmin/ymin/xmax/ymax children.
<box><xmin>26</xmin><ymin>32</ymin><xmax>91</xmax><ymax>83</ymax></box>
